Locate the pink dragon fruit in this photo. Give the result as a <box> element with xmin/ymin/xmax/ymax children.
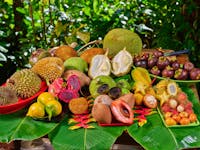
<box><xmin>58</xmin><ymin>88</ymin><xmax>79</xmax><ymax>103</ymax></box>
<box><xmin>48</xmin><ymin>78</ymin><xmax>65</xmax><ymax>97</ymax></box>
<box><xmin>66</xmin><ymin>75</ymin><xmax>81</xmax><ymax>92</ymax></box>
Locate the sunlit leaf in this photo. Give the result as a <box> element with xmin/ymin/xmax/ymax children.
<box><xmin>0</xmin><ymin>110</ymin><xmax>59</xmax><ymax>143</ymax></box>
<box><xmin>76</xmin><ymin>31</ymin><xmax>90</xmax><ymax>44</ymax></box>
<box><xmin>55</xmin><ymin>22</ymin><xmax>68</xmax><ymax>37</ymax></box>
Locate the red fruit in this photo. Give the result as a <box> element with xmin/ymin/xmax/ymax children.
<box><xmin>184</xmin><ymin>62</ymin><xmax>194</xmax><ymax>71</ymax></box>
<box><xmin>184</xmin><ymin>101</ymin><xmax>193</xmax><ymax>110</ymax></box>
<box><xmin>162</xmin><ymin>66</ymin><xmax>174</xmax><ymax>78</ymax></box>
<box><xmin>161</xmin><ymin>103</ymin><xmax>171</xmax><ymax>113</ymax></box>
<box><xmin>190</xmin><ymin>68</ymin><xmax>200</xmax><ymax>80</ymax></box>
<box><xmin>67</xmin><ymin>75</ymin><xmax>81</xmax><ymax>91</ymax></box>
<box><xmin>58</xmin><ymin>88</ymin><xmax>79</xmax><ymax>103</ymax></box>
<box><xmin>176</xmin><ymin>92</ymin><xmax>187</xmax><ymax>103</ymax></box>
<box><xmin>157</xmin><ymin>56</ymin><xmax>170</xmax><ymax>70</ymax></box>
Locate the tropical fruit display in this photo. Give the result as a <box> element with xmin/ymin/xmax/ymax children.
<box><xmin>0</xmin><ymin>28</ymin><xmax>199</xmax><ymax>130</ymax></box>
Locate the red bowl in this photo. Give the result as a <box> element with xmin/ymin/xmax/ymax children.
<box><xmin>0</xmin><ymin>81</ymin><xmax>47</xmax><ymax>114</ymax></box>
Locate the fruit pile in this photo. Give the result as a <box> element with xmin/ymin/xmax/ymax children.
<box><xmin>155</xmin><ymin>80</ymin><xmax>198</xmax><ymax>126</ymax></box>
<box><xmin>0</xmin><ymin>28</ymin><xmax>199</xmax><ymax>128</ymax></box>
<box><xmin>133</xmin><ymin>49</ymin><xmax>200</xmax><ymax>80</ymax></box>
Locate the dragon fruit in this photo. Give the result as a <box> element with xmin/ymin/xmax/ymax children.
<box><xmin>48</xmin><ymin>78</ymin><xmax>65</xmax><ymax>97</ymax></box>
<box><xmin>66</xmin><ymin>75</ymin><xmax>81</xmax><ymax>91</ymax></box>
<box><xmin>58</xmin><ymin>88</ymin><xmax>79</xmax><ymax>103</ymax></box>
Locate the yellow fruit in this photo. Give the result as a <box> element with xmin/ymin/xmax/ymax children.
<box><xmin>165</xmin><ymin>117</ymin><xmax>177</xmax><ymax>126</ymax></box>
<box><xmin>131</xmin><ymin>67</ymin><xmax>151</xmax><ymax>86</ymax></box>
<box><xmin>26</xmin><ymin>102</ymin><xmax>45</xmax><ymax>118</ymax></box>
<box><xmin>45</xmin><ymin>100</ymin><xmax>62</xmax><ymax>120</ymax></box>
<box><xmin>134</xmin><ymin>92</ymin><xmax>144</xmax><ymax>105</ymax></box>
<box><xmin>37</xmin><ymin>92</ymin><xmax>55</xmax><ymax>105</ymax></box>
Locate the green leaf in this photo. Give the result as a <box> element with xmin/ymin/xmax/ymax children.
<box><xmin>54</xmin><ymin>22</ymin><xmax>68</xmax><ymax>37</ymax></box>
<box><xmin>93</xmin><ymin>0</ymin><xmax>99</xmax><ymax>14</ymax></box>
<box><xmin>0</xmin><ymin>110</ymin><xmax>59</xmax><ymax>143</ymax></box>
<box><xmin>76</xmin><ymin>31</ymin><xmax>90</xmax><ymax>44</ymax></box>
<box><xmin>49</xmin><ymin>119</ymin><xmax>125</xmax><ymax>150</ymax></box>
<box><xmin>4</xmin><ymin>0</ymin><xmax>13</xmax><ymax>5</ymax></box>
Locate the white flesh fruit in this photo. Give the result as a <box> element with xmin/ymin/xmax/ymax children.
<box><xmin>111</xmin><ymin>48</ymin><xmax>133</xmax><ymax>76</ymax></box>
<box><xmin>88</xmin><ymin>54</ymin><xmax>111</xmax><ymax>79</ymax></box>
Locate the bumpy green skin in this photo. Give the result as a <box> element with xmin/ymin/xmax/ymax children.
<box><xmin>89</xmin><ymin>75</ymin><xmax>116</xmax><ymax>98</ymax></box>
<box><xmin>103</xmin><ymin>28</ymin><xmax>142</xmax><ymax>58</ymax></box>
<box><xmin>0</xmin><ymin>86</ymin><xmax>18</xmax><ymax>105</ymax></box>
<box><xmin>7</xmin><ymin>69</ymin><xmax>41</xmax><ymax>99</ymax></box>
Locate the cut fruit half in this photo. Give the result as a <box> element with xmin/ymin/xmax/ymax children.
<box><xmin>88</xmin><ymin>52</ymin><xmax>111</xmax><ymax>79</ymax></box>
<box><xmin>111</xmin><ymin>48</ymin><xmax>133</xmax><ymax>77</ymax></box>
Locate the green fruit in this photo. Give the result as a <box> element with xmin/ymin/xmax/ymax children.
<box><xmin>64</xmin><ymin>57</ymin><xmax>88</xmax><ymax>73</ymax></box>
<box><xmin>89</xmin><ymin>75</ymin><xmax>116</xmax><ymax>98</ymax></box>
<box><xmin>103</xmin><ymin>28</ymin><xmax>142</xmax><ymax>58</ymax></box>
<box><xmin>116</xmin><ymin>79</ymin><xmax>131</xmax><ymax>90</ymax></box>
<box><xmin>6</xmin><ymin>69</ymin><xmax>41</xmax><ymax>99</ymax></box>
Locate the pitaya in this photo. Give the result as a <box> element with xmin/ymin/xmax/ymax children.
<box><xmin>67</xmin><ymin>75</ymin><xmax>81</xmax><ymax>91</ymax></box>
<box><xmin>48</xmin><ymin>78</ymin><xmax>65</xmax><ymax>97</ymax></box>
<box><xmin>58</xmin><ymin>88</ymin><xmax>79</xmax><ymax>103</ymax></box>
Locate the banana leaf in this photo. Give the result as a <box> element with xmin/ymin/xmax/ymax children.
<box><xmin>49</xmin><ymin>118</ymin><xmax>126</xmax><ymax>150</ymax></box>
<box><xmin>0</xmin><ymin>109</ymin><xmax>59</xmax><ymax>143</ymax></box>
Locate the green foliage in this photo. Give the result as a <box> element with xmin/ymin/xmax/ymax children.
<box><xmin>0</xmin><ymin>0</ymin><xmax>199</xmax><ymax>69</ymax></box>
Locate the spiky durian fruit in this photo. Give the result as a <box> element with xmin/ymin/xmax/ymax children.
<box><xmin>6</xmin><ymin>69</ymin><xmax>41</xmax><ymax>99</ymax></box>
<box><xmin>31</xmin><ymin>57</ymin><xmax>64</xmax><ymax>83</ymax></box>
<box><xmin>0</xmin><ymin>86</ymin><xmax>18</xmax><ymax>105</ymax></box>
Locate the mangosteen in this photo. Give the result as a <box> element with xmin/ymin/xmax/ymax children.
<box><xmin>134</xmin><ymin>60</ymin><xmax>147</xmax><ymax>68</ymax></box>
<box><xmin>162</xmin><ymin>66</ymin><xmax>174</xmax><ymax>78</ymax></box>
<box><xmin>171</xmin><ymin>61</ymin><xmax>180</xmax><ymax>70</ymax></box>
<box><xmin>153</xmin><ymin>49</ymin><xmax>164</xmax><ymax>58</ymax></box>
<box><xmin>147</xmin><ymin>55</ymin><xmax>158</xmax><ymax>69</ymax></box>
<box><xmin>150</xmin><ymin>66</ymin><xmax>161</xmax><ymax>76</ymax></box>
<box><xmin>157</xmin><ymin>56</ymin><xmax>170</xmax><ymax>70</ymax></box>
<box><xmin>184</xmin><ymin>62</ymin><xmax>194</xmax><ymax>71</ymax></box>
<box><xmin>189</xmin><ymin>68</ymin><xmax>200</xmax><ymax>80</ymax></box>
<box><xmin>174</xmin><ymin>69</ymin><xmax>188</xmax><ymax>80</ymax></box>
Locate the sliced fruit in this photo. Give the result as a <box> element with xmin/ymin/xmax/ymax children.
<box><xmin>167</xmin><ymin>81</ymin><xmax>178</xmax><ymax>96</ymax></box>
<box><xmin>88</xmin><ymin>52</ymin><xmax>111</xmax><ymax>79</ymax></box>
<box><xmin>111</xmin><ymin>48</ymin><xmax>133</xmax><ymax>76</ymax></box>
<box><xmin>89</xmin><ymin>75</ymin><xmax>116</xmax><ymax>98</ymax></box>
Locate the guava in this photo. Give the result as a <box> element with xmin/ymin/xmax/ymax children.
<box><xmin>64</xmin><ymin>57</ymin><xmax>88</xmax><ymax>73</ymax></box>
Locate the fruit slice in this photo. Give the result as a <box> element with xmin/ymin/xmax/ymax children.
<box><xmin>131</xmin><ymin>67</ymin><xmax>151</xmax><ymax>86</ymax></box>
<box><xmin>88</xmin><ymin>52</ymin><xmax>111</xmax><ymax>79</ymax></box>
<box><xmin>89</xmin><ymin>75</ymin><xmax>116</xmax><ymax>98</ymax></box>
<box><xmin>111</xmin><ymin>48</ymin><xmax>133</xmax><ymax>77</ymax></box>
<box><xmin>103</xmin><ymin>28</ymin><xmax>142</xmax><ymax>58</ymax></box>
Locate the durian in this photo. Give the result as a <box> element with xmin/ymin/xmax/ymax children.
<box><xmin>31</xmin><ymin>57</ymin><xmax>64</xmax><ymax>83</ymax></box>
<box><xmin>0</xmin><ymin>86</ymin><xmax>18</xmax><ymax>105</ymax></box>
<box><xmin>6</xmin><ymin>69</ymin><xmax>41</xmax><ymax>99</ymax></box>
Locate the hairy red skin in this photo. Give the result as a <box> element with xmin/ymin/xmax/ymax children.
<box><xmin>110</xmin><ymin>99</ymin><xmax>133</xmax><ymax>124</ymax></box>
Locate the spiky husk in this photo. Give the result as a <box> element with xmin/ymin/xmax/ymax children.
<box><xmin>31</xmin><ymin>57</ymin><xmax>64</xmax><ymax>83</ymax></box>
<box><xmin>0</xmin><ymin>86</ymin><xmax>18</xmax><ymax>105</ymax></box>
<box><xmin>6</xmin><ymin>69</ymin><xmax>41</xmax><ymax>99</ymax></box>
